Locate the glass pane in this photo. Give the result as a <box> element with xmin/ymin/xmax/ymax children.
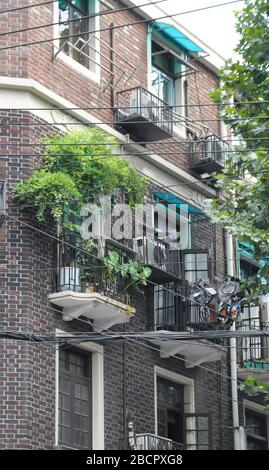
<box><xmin>59</xmin><ymin>393</ymin><xmax>71</xmax><ymax>411</ymax></box>
<box><xmin>196</xmin><ymin>253</ymin><xmax>208</xmax><ymax>271</ymax></box>
<box><xmin>74</xmin><ymin>398</ymin><xmax>88</xmax><ymax>415</ymax></box>
<box><xmin>74</xmin><ymin>414</ymin><xmax>89</xmax><ymax>432</ymax></box>
<box><xmin>59</xmin><ymin>377</ymin><xmax>71</xmax><ymax>394</ymax></box>
<box><xmin>197</xmin><ymin>416</ymin><xmax>209</xmax><ymax>430</ymax></box>
<box><xmin>74</xmin><ymin>430</ymin><xmax>89</xmax><ymax>447</ymax></box>
<box><xmin>185</xmin><ymin>271</ymin><xmax>196</xmax><ymax>283</ymax></box>
<box><xmin>198</xmin><ymin>431</ymin><xmax>209</xmax><ymax>445</ymax></box>
<box><xmin>74</xmin><ymin>382</ymin><xmax>89</xmax><ymax>400</ymax></box>
<box><xmin>59</xmin><ymin>410</ymin><xmax>70</xmax><ymax>427</ymax></box>
<box><xmin>59</xmin><ymin>426</ymin><xmax>71</xmax><ymax>445</ymax></box>
<box><xmin>184</xmin><ymin>254</ymin><xmax>195</xmax><ymax>271</ymax></box>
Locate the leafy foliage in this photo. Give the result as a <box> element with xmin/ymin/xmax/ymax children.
<box><xmin>103</xmin><ymin>250</ymin><xmax>152</xmax><ymax>292</ymax></box>
<box><xmin>13</xmin><ymin>129</ymin><xmax>148</xmax><ymax>227</ymax></box>
<box><xmin>239</xmin><ymin>375</ymin><xmax>269</xmax><ymax>409</ymax></box>
<box><xmin>208</xmin><ymin>0</ymin><xmax>269</xmax><ymax>295</ymax></box>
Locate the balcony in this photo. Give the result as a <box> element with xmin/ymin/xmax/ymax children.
<box><xmin>122</xmin><ymin>433</ymin><xmax>183</xmax><ymax>450</ymax></box>
<box><xmin>48</xmin><ymin>246</ymin><xmax>135</xmax><ymax>331</ymax></box>
<box><xmin>190</xmin><ymin>135</ymin><xmax>229</xmax><ymax>174</ymax></box>
<box><xmin>237</xmin><ymin>320</ymin><xmax>269</xmax><ymax>381</ymax></box>
<box><xmin>154</xmin><ymin>282</ymin><xmax>223</xmax><ymax>332</ymax></box>
<box><xmin>133</xmin><ymin>236</ymin><xmax>181</xmax><ymax>283</ymax></box>
<box><xmin>116</xmin><ymin>86</ymin><xmax>173</xmax><ymax>141</ymax></box>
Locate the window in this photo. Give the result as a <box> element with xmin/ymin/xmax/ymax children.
<box><xmin>151</xmin><ymin>39</ymin><xmax>185</xmax><ymax>131</ymax></box>
<box><xmin>58</xmin><ymin>0</ymin><xmax>96</xmax><ymax>71</ymax></box>
<box><xmin>157</xmin><ymin>377</ymin><xmax>184</xmax><ymax>444</ymax></box>
<box><xmin>59</xmin><ymin>348</ymin><xmax>92</xmax><ymax>449</ymax></box>
<box><xmin>183</xmin><ymin>250</ymin><xmax>208</xmax><ymax>284</ymax></box>
<box><xmin>245</xmin><ymin>410</ymin><xmax>268</xmax><ymax>450</ymax></box>
<box><xmin>151</xmin><ymin>67</ymin><xmax>174</xmax><ymax>105</ymax></box>
<box><xmin>154</xmin><ymin>283</ymin><xmax>176</xmax><ymax>328</ymax></box>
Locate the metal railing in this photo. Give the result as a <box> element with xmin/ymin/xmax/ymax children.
<box><xmin>116</xmin><ymin>86</ymin><xmax>173</xmax><ymax>135</ymax></box>
<box><xmin>154</xmin><ymin>282</ymin><xmax>226</xmax><ymax>333</ymax></box>
<box><xmin>122</xmin><ymin>433</ymin><xmax>184</xmax><ymax>451</ymax></box>
<box><xmin>133</xmin><ymin>236</ymin><xmax>181</xmax><ymax>278</ymax></box>
<box><xmin>237</xmin><ymin>321</ymin><xmax>269</xmax><ymax>368</ymax></box>
<box><xmin>51</xmin><ymin>243</ymin><xmax>130</xmax><ymax>305</ymax></box>
<box><xmin>189</xmin><ymin>135</ymin><xmax>229</xmax><ymax>173</ymax></box>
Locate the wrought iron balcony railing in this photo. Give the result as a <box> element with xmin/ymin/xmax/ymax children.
<box><xmin>122</xmin><ymin>433</ymin><xmax>184</xmax><ymax>451</ymax></box>
<box><xmin>116</xmin><ymin>86</ymin><xmax>173</xmax><ymax>141</ymax></box>
<box><xmin>190</xmin><ymin>135</ymin><xmax>229</xmax><ymax>174</ymax></box>
<box><xmin>237</xmin><ymin>320</ymin><xmax>269</xmax><ymax>368</ymax></box>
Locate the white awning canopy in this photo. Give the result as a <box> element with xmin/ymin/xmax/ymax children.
<box><xmin>150</xmin><ymin>330</ymin><xmax>227</xmax><ymax>368</ymax></box>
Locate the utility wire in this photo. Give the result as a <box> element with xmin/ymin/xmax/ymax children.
<box><xmin>2</xmin><ymin>137</ymin><xmax>269</xmax><ymax>147</ymax></box>
<box><xmin>0</xmin><ymin>1</ymin><xmax>243</xmax><ymax>53</ymax></box>
<box><xmin>0</xmin><ymin>208</ymin><xmax>239</xmax><ymax>316</ymax></box>
<box><xmin>3</xmin><ymin>149</ymin><xmax>269</xmax><ymax>159</ymax></box>
<box><xmin>1</xmin><ymin>101</ymin><xmax>268</xmax><ymax>111</ymax></box>
<box><xmin>1</xmin><ymin>117</ymin><xmax>269</xmax><ymax>127</ymax></box>
<box><xmin>0</xmin><ymin>0</ymin><xmax>168</xmax><ymax>38</ymax></box>
<box><xmin>0</xmin><ymin>0</ymin><xmax>58</xmax><ymax>15</ymax></box>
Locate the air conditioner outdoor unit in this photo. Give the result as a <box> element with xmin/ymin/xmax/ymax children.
<box><xmin>202</xmin><ymin>135</ymin><xmax>226</xmax><ymax>165</ymax></box>
<box><xmin>146</xmin><ymin>238</ymin><xmax>167</xmax><ymax>267</ymax></box>
<box><xmin>133</xmin><ymin>237</ymin><xmax>167</xmax><ymax>268</ymax></box>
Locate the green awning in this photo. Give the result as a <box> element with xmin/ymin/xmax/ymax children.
<box><xmin>153</xmin><ymin>22</ymin><xmax>205</xmax><ymax>53</ymax></box>
<box><xmin>154</xmin><ymin>192</ymin><xmax>202</xmax><ymax>214</ymax></box>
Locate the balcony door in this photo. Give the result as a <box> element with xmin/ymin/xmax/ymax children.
<box><xmin>59</xmin><ymin>348</ymin><xmax>92</xmax><ymax>449</ymax></box>
<box><xmin>151</xmin><ymin>67</ymin><xmax>174</xmax><ymax>105</ymax></box>
<box><xmin>157</xmin><ymin>377</ymin><xmax>184</xmax><ymax>444</ymax></box>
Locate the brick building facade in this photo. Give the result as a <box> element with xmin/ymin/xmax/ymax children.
<box><xmin>0</xmin><ymin>0</ymin><xmax>242</xmax><ymax>450</ymax></box>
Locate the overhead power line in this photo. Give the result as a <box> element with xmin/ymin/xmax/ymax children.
<box><xmin>0</xmin><ymin>0</ymin><xmax>58</xmax><ymax>15</ymax></box>
<box><xmin>2</xmin><ymin>137</ymin><xmax>269</xmax><ymax>147</ymax></box>
<box><xmin>1</xmin><ymin>116</ymin><xmax>269</xmax><ymax>126</ymax></box>
<box><xmin>0</xmin><ymin>0</ymin><xmax>168</xmax><ymax>38</ymax></box>
<box><xmin>0</xmin><ymin>0</ymin><xmax>243</xmax><ymax>53</ymax></box>
<box><xmin>0</xmin><ymin>208</ymin><xmax>234</xmax><ymax>317</ymax></box>
<box><xmin>1</xmin><ymin>100</ymin><xmax>268</xmax><ymax>112</ymax></box>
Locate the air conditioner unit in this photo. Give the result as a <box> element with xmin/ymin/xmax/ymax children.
<box><xmin>133</xmin><ymin>237</ymin><xmax>167</xmax><ymax>268</ymax></box>
<box><xmin>202</xmin><ymin>135</ymin><xmax>226</xmax><ymax>165</ymax></box>
<box><xmin>146</xmin><ymin>238</ymin><xmax>167</xmax><ymax>267</ymax></box>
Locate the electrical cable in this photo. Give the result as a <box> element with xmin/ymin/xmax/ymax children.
<box><xmin>1</xmin><ymin>101</ymin><xmax>268</xmax><ymax>111</ymax></box>
<box><xmin>0</xmin><ymin>0</ymin><xmax>58</xmax><ymax>15</ymax></box>
<box><xmin>0</xmin><ymin>0</ymin><xmax>168</xmax><ymax>38</ymax></box>
<box><xmin>0</xmin><ymin>1</ymin><xmax>243</xmax><ymax>53</ymax></box>
<box><xmin>2</xmin><ymin>136</ymin><xmax>269</xmax><ymax>147</ymax></box>
<box><xmin>1</xmin><ymin>116</ymin><xmax>269</xmax><ymax>126</ymax></box>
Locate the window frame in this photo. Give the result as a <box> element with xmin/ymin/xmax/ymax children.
<box><xmin>182</xmin><ymin>249</ymin><xmax>209</xmax><ymax>284</ymax></box>
<box><xmin>55</xmin><ymin>331</ymin><xmax>104</xmax><ymax>450</ymax></box>
<box><xmin>244</xmin><ymin>400</ymin><xmax>269</xmax><ymax>450</ymax></box>
<box><xmin>58</xmin><ymin>348</ymin><xmax>92</xmax><ymax>449</ymax></box>
<box><xmin>53</xmin><ymin>0</ymin><xmax>101</xmax><ymax>83</ymax></box>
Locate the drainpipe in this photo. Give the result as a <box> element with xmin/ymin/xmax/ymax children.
<box><xmin>226</xmin><ymin>232</ymin><xmax>241</xmax><ymax>450</ymax></box>
<box><xmin>220</xmin><ymin>92</ymin><xmax>242</xmax><ymax>449</ymax></box>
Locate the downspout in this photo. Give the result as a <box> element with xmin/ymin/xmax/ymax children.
<box><xmin>225</xmin><ymin>232</ymin><xmax>240</xmax><ymax>450</ymax></box>
<box><xmin>220</xmin><ymin>97</ymin><xmax>241</xmax><ymax>449</ymax></box>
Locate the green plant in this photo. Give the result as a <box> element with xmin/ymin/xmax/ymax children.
<box><xmin>102</xmin><ymin>250</ymin><xmax>151</xmax><ymax>293</ymax></box>
<box><xmin>13</xmin><ymin>129</ymin><xmax>148</xmax><ymax>229</ymax></box>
